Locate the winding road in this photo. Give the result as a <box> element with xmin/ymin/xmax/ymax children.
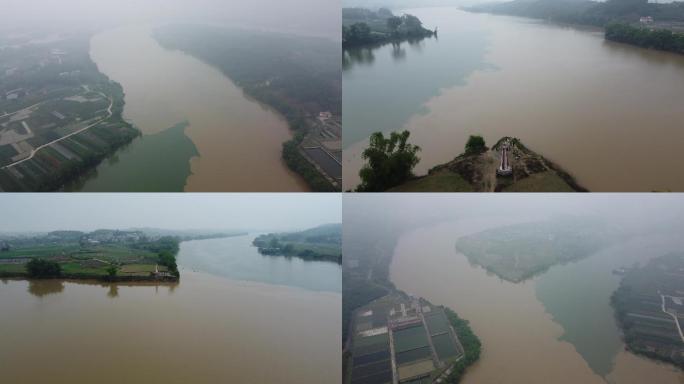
<box><xmin>1</xmin><ymin>92</ymin><xmax>113</xmax><ymax>170</ymax></box>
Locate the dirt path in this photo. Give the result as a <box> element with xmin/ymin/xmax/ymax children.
<box><xmin>479</xmin><ymin>152</ymin><xmax>498</xmax><ymax>192</ymax></box>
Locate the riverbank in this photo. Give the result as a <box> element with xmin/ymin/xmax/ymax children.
<box><xmin>0</xmin><ymin>50</ymin><xmax>141</xmax><ymax>192</ymax></box>
<box><xmin>0</xmin><ymin>272</ymin><xmax>178</xmax><ymax>283</ymax></box>
<box><xmin>391</xmin><ymin>218</ymin><xmax>684</xmax><ymax>383</ymax></box>
<box><xmin>342</xmin><ymin>7</ymin><xmax>684</xmax><ymax>191</ymax></box>
<box><xmin>390</xmin><ymin>137</ymin><xmax>585</xmax><ymax>192</ymax></box>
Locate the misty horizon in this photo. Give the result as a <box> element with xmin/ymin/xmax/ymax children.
<box><xmin>2</xmin><ymin>0</ymin><xmax>340</xmax><ymax>40</ymax></box>
<box><xmin>0</xmin><ymin>193</ymin><xmax>341</xmax><ymax>233</ymax></box>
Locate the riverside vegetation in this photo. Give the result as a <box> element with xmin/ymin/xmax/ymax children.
<box><xmin>0</xmin><ymin>229</ymin><xmax>238</xmax><ymax>281</ymax></box>
<box><xmin>253</xmin><ymin>223</ymin><xmax>342</xmax><ymax>264</ymax></box>
<box><xmin>342</xmin><ymin>8</ymin><xmax>436</xmax><ymax>48</ymax></box>
<box><xmin>469</xmin><ymin>0</ymin><xmax>684</xmax><ymax>55</ymax></box>
<box><xmin>357</xmin><ymin>131</ymin><xmax>584</xmax><ymax>192</ymax></box>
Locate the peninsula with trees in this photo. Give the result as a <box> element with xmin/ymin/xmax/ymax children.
<box><xmin>343</xmin><ymin>8</ymin><xmax>436</xmax><ymax>48</ymax></box>
<box><xmin>356</xmin><ymin>131</ymin><xmax>586</xmax><ymax>192</ymax></box>
<box><xmin>0</xmin><ymin>31</ymin><xmax>140</xmax><ymax>191</ymax></box>
<box><xmin>0</xmin><ymin>229</ymin><xmax>240</xmax><ymax>282</ymax></box>
<box><xmin>343</xmin><ymin>210</ymin><xmax>481</xmax><ymax>384</ymax></box>
<box><xmin>253</xmin><ymin>223</ymin><xmax>342</xmax><ymax>264</ymax></box>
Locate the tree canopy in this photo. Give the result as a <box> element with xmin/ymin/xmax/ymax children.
<box><xmin>357</xmin><ymin>130</ymin><xmax>421</xmax><ymax>192</ymax></box>
<box><xmin>26</xmin><ymin>258</ymin><xmax>62</xmax><ymax>278</ymax></box>
<box><xmin>605</xmin><ymin>23</ymin><xmax>684</xmax><ymax>54</ymax></box>
<box><xmin>387</xmin><ymin>17</ymin><xmax>402</xmax><ymax>34</ymax></box>
<box><xmin>465</xmin><ymin>135</ymin><xmax>487</xmax><ymax>154</ymax></box>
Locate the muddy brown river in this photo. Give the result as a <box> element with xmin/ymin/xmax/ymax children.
<box><xmin>343</xmin><ymin>8</ymin><xmax>684</xmax><ymax>191</ymax></box>
<box><xmin>0</xmin><ymin>270</ymin><xmax>340</xmax><ymax>383</ymax></box>
<box><xmin>88</xmin><ymin>25</ymin><xmax>307</xmax><ymax>192</ymax></box>
<box><xmin>390</xmin><ymin>218</ymin><xmax>684</xmax><ymax>383</ymax></box>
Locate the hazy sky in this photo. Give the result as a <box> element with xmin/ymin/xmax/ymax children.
<box><xmin>2</xmin><ymin>0</ymin><xmax>340</xmax><ymax>39</ymax></box>
<box><xmin>0</xmin><ymin>193</ymin><xmax>341</xmax><ymax>233</ymax></box>
<box><xmin>342</xmin><ymin>0</ymin><xmax>500</xmax><ymax>9</ymax></box>
<box><xmin>344</xmin><ymin>193</ymin><xmax>684</xmax><ymax>230</ymax></box>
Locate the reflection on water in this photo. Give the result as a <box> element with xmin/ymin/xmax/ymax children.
<box><xmin>24</xmin><ymin>279</ymin><xmax>177</xmax><ymax>299</ymax></box>
<box><xmin>107</xmin><ymin>284</ymin><xmax>118</xmax><ymax>298</ymax></box>
<box><xmin>27</xmin><ymin>279</ymin><xmax>65</xmax><ymax>297</ymax></box>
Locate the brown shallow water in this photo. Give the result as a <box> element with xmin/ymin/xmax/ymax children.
<box><xmin>344</xmin><ymin>9</ymin><xmax>684</xmax><ymax>191</ymax></box>
<box><xmin>0</xmin><ymin>271</ymin><xmax>340</xmax><ymax>384</ymax></box>
<box><xmin>389</xmin><ymin>218</ymin><xmax>684</xmax><ymax>383</ymax></box>
<box><xmin>90</xmin><ymin>26</ymin><xmax>307</xmax><ymax>191</ymax></box>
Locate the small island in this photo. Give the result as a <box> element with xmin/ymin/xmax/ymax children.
<box><xmin>0</xmin><ymin>229</ymin><xmax>238</xmax><ymax>282</ymax></box>
<box><xmin>253</xmin><ymin>223</ymin><xmax>341</xmax><ymax>264</ymax></box>
<box><xmin>455</xmin><ymin>218</ymin><xmax>618</xmax><ymax>282</ymax></box>
<box><xmin>611</xmin><ymin>252</ymin><xmax>684</xmax><ymax>369</ymax></box>
<box><xmin>343</xmin><ymin>8</ymin><xmax>436</xmax><ymax>48</ymax></box>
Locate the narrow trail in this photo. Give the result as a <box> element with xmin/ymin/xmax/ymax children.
<box><xmin>1</xmin><ymin>93</ymin><xmax>112</xmax><ymax>170</ymax></box>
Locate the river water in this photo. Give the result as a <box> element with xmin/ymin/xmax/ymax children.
<box><xmin>343</xmin><ymin>8</ymin><xmax>684</xmax><ymax>191</ymax></box>
<box><xmin>390</xmin><ymin>218</ymin><xmax>684</xmax><ymax>383</ymax></box>
<box><xmin>81</xmin><ymin>25</ymin><xmax>307</xmax><ymax>192</ymax></box>
<box><xmin>177</xmin><ymin>234</ymin><xmax>342</xmax><ymax>293</ymax></box>
<box><xmin>0</xmin><ymin>238</ymin><xmax>340</xmax><ymax>383</ymax></box>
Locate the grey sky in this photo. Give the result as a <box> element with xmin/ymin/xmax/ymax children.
<box><xmin>344</xmin><ymin>193</ymin><xmax>684</xmax><ymax>230</ymax></box>
<box><xmin>3</xmin><ymin>0</ymin><xmax>340</xmax><ymax>39</ymax></box>
<box><xmin>0</xmin><ymin>193</ymin><xmax>341</xmax><ymax>233</ymax></box>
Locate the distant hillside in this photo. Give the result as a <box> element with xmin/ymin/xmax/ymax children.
<box><xmin>253</xmin><ymin>223</ymin><xmax>342</xmax><ymax>263</ymax></box>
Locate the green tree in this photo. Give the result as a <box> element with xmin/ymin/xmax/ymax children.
<box><xmin>358</xmin><ymin>131</ymin><xmax>421</xmax><ymax>192</ymax></box>
<box><xmin>402</xmin><ymin>14</ymin><xmax>423</xmax><ymax>32</ymax></box>
<box><xmin>283</xmin><ymin>243</ymin><xmax>295</xmax><ymax>254</ymax></box>
<box><xmin>158</xmin><ymin>251</ymin><xmax>179</xmax><ymax>278</ymax></box>
<box><xmin>106</xmin><ymin>265</ymin><xmax>118</xmax><ymax>279</ymax></box>
<box><xmin>26</xmin><ymin>258</ymin><xmax>62</xmax><ymax>278</ymax></box>
<box><xmin>387</xmin><ymin>16</ymin><xmax>402</xmax><ymax>34</ymax></box>
<box><xmin>349</xmin><ymin>23</ymin><xmax>372</xmax><ymax>44</ymax></box>
<box><xmin>465</xmin><ymin>135</ymin><xmax>487</xmax><ymax>154</ymax></box>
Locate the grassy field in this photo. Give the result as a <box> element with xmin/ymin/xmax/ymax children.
<box><xmin>0</xmin><ymin>243</ymin><xmax>161</xmax><ymax>278</ymax></box>
<box><xmin>503</xmin><ymin>171</ymin><xmax>574</xmax><ymax>192</ymax></box>
<box><xmin>389</xmin><ymin>170</ymin><xmax>474</xmax><ymax>192</ymax></box>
